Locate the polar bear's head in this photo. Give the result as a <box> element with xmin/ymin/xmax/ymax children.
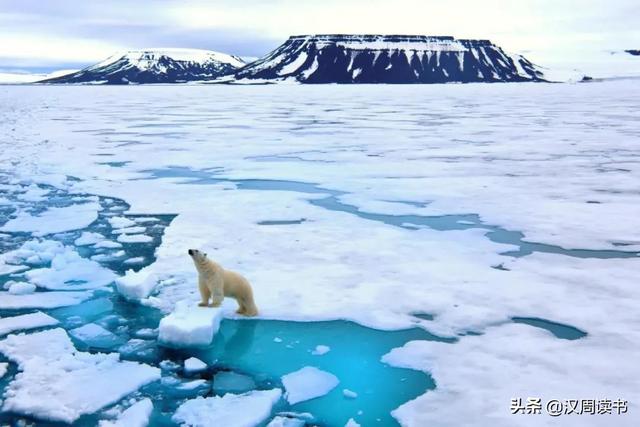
<box><xmin>188</xmin><ymin>248</ymin><xmax>208</xmax><ymax>264</ymax></box>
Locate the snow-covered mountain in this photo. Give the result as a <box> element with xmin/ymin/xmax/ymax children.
<box><xmin>41</xmin><ymin>49</ymin><xmax>245</xmax><ymax>84</ymax></box>
<box><xmin>0</xmin><ymin>69</ymin><xmax>78</xmax><ymax>84</ymax></box>
<box><xmin>235</xmin><ymin>35</ymin><xmax>546</xmax><ymax>83</ymax></box>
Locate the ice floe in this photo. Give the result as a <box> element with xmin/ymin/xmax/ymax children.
<box><xmin>311</xmin><ymin>345</ymin><xmax>330</xmax><ymax>356</ymax></box>
<box><xmin>98</xmin><ymin>398</ymin><xmax>153</xmax><ymax>427</ymax></box>
<box><xmin>282</xmin><ymin>366</ymin><xmax>339</xmax><ymax>405</ymax></box>
<box><xmin>69</xmin><ymin>323</ymin><xmax>125</xmax><ymax>349</ymax></box>
<box><xmin>0</xmin><ymin>311</ymin><xmax>59</xmax><ymax>336</ymax></box>
<box><xmin>26</xmin><ymin>246</ymin><xmax>116</xmax><ymax>290</ymax></box>
<box><xmin>74</xmin><ymin>231</ymin><xmax>105</xmax><ymax>246</ymax></box>
<box><xmin>0</xmin><ymin>201</ymin><xmax>100</xmax><ymax>236</ymax></box>
<box><xmin>172</xmin><ymin>389</ymin><xmax>282</xmax><ymax>427</ymax></box>
<box><xmin>6</xmin><ymin>281</ymin><xmax>36</xmax><ymax>295</ymax></box>
<box><xmin>184</xmin><ymin>356</ymin><xmax>207</xmax><ymax>373</ymax></box>
<box><xmin>0</xmin><ymin>290</ymin><xmax>94</xmax><ymax>309</ymax></box>
<box><xmin>158</xmin><ymin>302</ymin><xmax>224</xmax><ymax>347</ymax></box>
<box><xmin>0</xmin><ymin>328</ymin><xmax>160</xmax><ymax>423</ymax></box>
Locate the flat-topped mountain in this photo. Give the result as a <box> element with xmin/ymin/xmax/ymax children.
<box><xmin>235</xmin><ymin>34</ymin><xmax>546</xmax><ymax>83</ymax></box>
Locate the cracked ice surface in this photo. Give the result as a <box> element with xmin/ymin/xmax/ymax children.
<box><xmin>1</xmin><ymin>82</ymin><xmax>639</xmax><ymax>425</ymax></box>
<box><xmin>0</xmin><ymin>329</ymin><xmax>160</xmax><ymax>423</ymax></box>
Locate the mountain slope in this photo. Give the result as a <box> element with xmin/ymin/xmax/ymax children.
<box><xmin>235</xmin><ymin>35</ymin><xmax>546</xmax><ymax>83</ymax></box>
<box><xmin>41</xmin><ymin>49</ymin><xmax>245</xmax><ymax>84</ymax></box>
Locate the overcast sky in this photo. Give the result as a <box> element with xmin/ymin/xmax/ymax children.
<box><xmin>1</xmin><ymin>0</ymin><xmax>638</xmax><ymax>72</ymax></box>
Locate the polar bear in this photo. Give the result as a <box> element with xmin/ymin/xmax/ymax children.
<box><xmin>188</xmin><ymin>249</ymin><xmax>258</xmax><ymax>316</ymax></box>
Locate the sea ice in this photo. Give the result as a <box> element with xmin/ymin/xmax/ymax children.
<box><xmin>115</xmin><ymin>269</ymin><xmax>157</xmax><ymax>300</ymax></box>
<box><xmin>172</xmin><ymin>389</ymin><xmax>282</xmax><ymax>427</ymax></box>
<box><xmin>0</xmin><ymin>311</ymin><xmax>59</xmax><ymax>336</ymax></box>
<box><xmin>282</xmin><ymin>366</ymin><xmax>339</xmax><ymax>405</ymax></box>
<box><xmin>117</xmin><ymin>233</ymin><xmax>153</xmax><ymax>243</ymax></box>
<box><xmin>0</xmin><ymin>290</ymin><xmax>94</xmax><ymax>309</ymax></box>
<box><xmin>345</xmin><ymin>419</ymin><xmax>361</xmax><ymax>427</ymax></box>
<box><xmin>7</xmin><ymin>281</ymin><xmax>36</xmax><ymax>295</ymax></box>
<box><xmin>98</xmin><ymin>398</ymin><xmax>153</xmax><ymax>427</ymax></box>
<box><xmin>158</xmin><ymin>301</ymin><xmax>223</xmax><ymax>347</ymax></box>
<box><xmin>342</xmin><ymin>389</ymin><xmax>358</xmax><ymax>399</ymax></box>
<box><xmin>124</xmin><ymin>256</ymin><xmax>146</xmax><ymax>265</ymax></box>
<box><xmin>0</xmin><ymin>362</ymin><xmax>7</xmax><ymax>378</ymax></box>
<box><xmin>184</xmin><ymin>357</ymin><xmax>207</xmax><ymax>373</ymax></box>
<box><xmin>311</xmin><ymin>345</ymin><xmax>330</xmax><ymax>356</ymax></box>
<box><xmin>0</xmin><ymin>328</ymin><xmax>160</xmax><ymax>423</ymax></box>
<box><xmin>108</xmin><ymin>216</ymin><xmax>136</xmax><ymax>229</ymax></box>
<box><xmin>0</xmin><ymin>202</ymin><xmax>100</xmax><ymax>236</ymax></box>
<box><xmin>74</xmin><ymin>231</ymin><xmax>105</xmax><ymax>246</ymax></box>
<box><xmin>94</xmin><ymin>240</ymin><xmax>123</xmax><ymax>249</ymax></box>
<box><xmin>26</xmin><ymin>246</ymin><xmax>116</xmax><ymax>290</ymax></box>
<box><xmin>112</xmin><ymin>226</ymin><xmax>146</xmax><ymax>235</ymax></box>
<box><xmin>267</xmin><ymin>416</ymin><xmax>305</xmax><ymax>427</ymax></box>
<box><xmin>69</xmin><ymin>323</ymin><xmax>125</xmax><ymax>349</ymax></box>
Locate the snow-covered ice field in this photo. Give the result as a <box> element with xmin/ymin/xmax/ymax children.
<box><xmin>0</xmin><ymin>81</ymin><xmax>639</xmax><ymax>426</ymax></box>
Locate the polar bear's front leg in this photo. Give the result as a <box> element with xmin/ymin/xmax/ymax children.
<box><xmin>208</xmin><ymin>273</ymin><xmax>224</xmax><ymax>307</ymax></box>
<box><xmin>198</xmin><ymin>277</ymin><xmax>211</xmax><ymax>307</ymax></box>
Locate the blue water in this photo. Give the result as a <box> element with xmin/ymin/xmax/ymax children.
<box><xmin>0</xmin><ymin>175</ymin><xmax>592</xmax><ymax>426</ymax></box>
<box><xmin>511</xmin><ymin>317</ymin><xmax>587</xmax><ymax>340</ymax></box>
<box><xmin>186</xmin><ymin>319</ymin><xmax>449</xmax><ymax>427</ymax></box>
<box><xmin>140</xmin><ymin>166</ymin><xmax>639</xmax><ymax>260</ymax></box>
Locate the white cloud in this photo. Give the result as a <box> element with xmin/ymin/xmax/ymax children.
<box><xmin>0</xmin><ymin>0</ymin><xmax>638</xmax><ymax>69</ymax></box>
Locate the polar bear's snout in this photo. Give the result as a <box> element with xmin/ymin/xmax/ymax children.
<box><xmin>188</xmin><ymin>249</ymin><xmax>194</xmax><ymax>256</ymax></box>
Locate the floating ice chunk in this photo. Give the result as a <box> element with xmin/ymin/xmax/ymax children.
<box><xmin>311</xmin><ymin>345</ymin><xmax>330</xmax><ymax>356</ymax></box>
<box><xmin>0</xmin><ymin>362</ymin><xmax>7</xmax><ymax>378</ymax></box>
<box><xmin>213</xmin><ymin>371</ymin><xmax>257</xmax><ymax>395</ymax></box>
<box><xmin>274</xmin><ymin>337</ymin><xmax>283</xmax><ymax>343</ymax></box>
<box><xmin>158</xmin><ymin>302</ymin><xmax>223</xmax><ymax>347</ymax></box>
<box><xmin>7</xmin><ymin>282</ymin><xmax>36</xmax><ymax>295</ymax></box>
<box><xmin>116</xmin><ymin>269</ymin><xmax>157</xmax><ymax>300</ymax></box>
<box><xmin>117</xmin><ymin>234</ymin><xmax>153</xmax><ymax>243</ymax></box>
<box><xmin>267</xmin><ymin>416</ymin><xmax>305</xmax><ymax>427</ymax></box>
<box><xmin>118</xmin><ymin>339</ymin><xmax>156</xmax><ymax>360</ymax></box>
<box><xmin>112</xmin><ymin>226</ymin><xmax>146</xmax><ymax>235</ymax></box>
<box><xmin>124</xmin><ymin>257</ymin><xmax>145</xmax><ymax>265</ymax></box>
<box><xmin>134</xmin><ymin>217</ymin><xmax>160</xmax><ymax>223</ymax></box>
<box><xmin>0</xmin><ymin>202</ymin><xmax>100</xmax><ymax>236</ymax></box>
<box><xmin>184</xmin><ymin>357</ymin><xmax>207</xmax><ymax>373</ymax></box>
<box><xmin>173</xmin><ymin>389</ymin><xmax>282</xmax><ymax>427</ymax></box>
<box><xmin>94</xmin><ymin>240</ymin><xmax>123</xmax><ymax>249</ymax></box>
<box><xmin>282</xmin><ymin>366</ymin><xmax>339</xmax><ymax>405</ymax></box>
<box><xmin>26</xmin><ymin>248</ymin><xmax>116</xmax><ymax>290</ymax></box>
<box><xmin>51</xmin><ymin>297</ymin><xmax>114</xmax><ymax>327</ymax></box>
<box><xmin>0</xmin><ymin>263</ymin><xmax>28</xmax><ymax>276</ymax></box>
<box><xmin>17</xmin><ymin>185</ymin><xmax>50</xmax><ymax>202</ymax></box>
<box><xmin>69</xmin><ymin>323</ymin><xmax>125</xmax><ymax>349</ymax></box>
<box><xmin>160</xmin><ymin>360</ymin><xmax>181</xmax><ymax>372</ymax></box>
<box><xmin>133</xmin><ymin>328</ymin><xmax>158</xmax><ymax>339</ymax></box>
<box><xmin>345</xmin><ymin>418</ymin><xmax>361</xmax><ymax>427</ymax></box>
<box><xmin>99</xmin><ymin>398</ymin><xmax>153</xmax><ymax>427</ymax></box>
<box><xmin>74</xmin><ymin>232</ymin><xmax>105</xmax><ymax>246</ymax></box>
<box><xmin>176</xmin><ymin>379</ymin><xmax>209</xmax><ymax>391</ymax></box>
<box><xmin>0</xmin><ymin>311</ymin><xmax>59</xmax><ymax>336</ymax></box>
<box><xmin>91</xmin><ymin>250</ymin><xmax>126</xmax><ymax>262</ymax></box>
<box><xmin>108</xmin><ymin>216</ymin><xmax>136</xmax><ymax>229</ymax></box>
<box><xmin>342</xmin><ymin>389</ymin><xmax>358</xmax><ymax>399</ymax></box>
<box><xmin>4</xmin><ymin>239</ymin><xmax>65</xmax><ymax>265</ymax></box>
<box><xmin>0</xmin><ymin>328</ymin><xmax>160</xmax><ymax>423</ymax></box>
<box><xmin>0</xmin><ymin>290</ymin><xmax>93</xmax><ymax>309</ymax></box>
